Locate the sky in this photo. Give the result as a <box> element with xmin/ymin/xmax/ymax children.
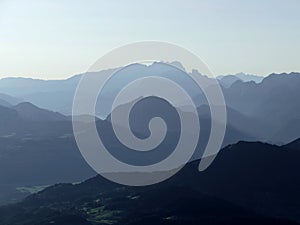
<box><xmin>0</xmin><ymin>0</ymin><xmax>299</xmax><ymax>79</ymax></box>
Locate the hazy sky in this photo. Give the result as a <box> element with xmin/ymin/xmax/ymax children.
<box><xmin>0</xmin><ymin>0</ymin><xmax>299</xmax><ymax>79</ymax></box>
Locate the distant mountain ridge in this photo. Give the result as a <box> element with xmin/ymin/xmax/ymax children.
<box><xmin>217</xmin><ymin>72</ymin><xmax>264</xmax><ymax>87</ymax></box>
<box><xmin>0</xmin><ymin>93</ymin><xmax>22</xmax><ymax>106</ymax></box>
<box><xmin>0</xmin><ymin>67</ymin><xmax>263</xmax><ymax>115</ymax></box>
<box><xmin>217</xmin><ymin>75</ymin><xmax>242</xmax><ymax>87</ymax></box>
<box><xmin>12</xmin><ymin>102</ymin><xmax>67</xmax><ymax>122</ymax></box>
<box><xmin>0</xmin><ymin>100</ymin><xmax>71</xmax><ymax>139</ymax></box>
<box><xmin>222</xmin><ymin>72</ymin><xmax>300</xmax><ymax>143</ymax></box>
<box><xmin>0</xmin><ymin>98</ymin><xmax>253</xmax><ymax>205</ymax></box>
<box><xmin>1</xmin><ymin>64</ymin><xmax>300</xmax><ymax>225</ymax></box>
<box><xmin>1</xmin><ymin>70</ymin><xmax>300</xmax><ymax>145</ymax></box>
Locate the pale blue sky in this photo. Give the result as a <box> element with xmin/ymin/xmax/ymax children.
<box><xmin>0</xmin><ymin>0</ymin><xmax>299</xmax><ymax>79</ymax></box>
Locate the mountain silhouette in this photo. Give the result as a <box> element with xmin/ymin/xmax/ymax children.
<box><xmin>12</xmin><ymin>102</ymin><xmax>67</xmax><ymax>122</ymax></box>
<box><xmin>0</xmin><ymin>140</ymin><xmax>299</xmax><ymax>224</ymax></box>
<box><xmin>0</xmin><ymin>93</ymin><xmax>22</xmax><ymax>107</ymax></box>
<box><xmin>217</xmin><ymin>75</ymin><xmax>242</xmax><ymax>87</ymax></box>
<box><xmin>1</xmin><ymin>68</ymin><xmax>299</xmax><ymax>145</ymax></box>
<box><xmin>222</xmin><ymin>72</ymin><xmax>300</xmax><ymax>143</ymax></box>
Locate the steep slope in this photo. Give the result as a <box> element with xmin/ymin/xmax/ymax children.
<box><xmin>180</xmin><ymin>140</ymin><xmax>300</xmax><ymax>221</ymax></box>
<box><xmin>0</xmin><ymin>105</ymin><xmax>22</xmax><ymax>135</ymax></box>
<box><xmin>12</xmin><ymin>102</ymin><xmax>68</xmax><ymax>122</ymax></box>
<box><xmin>222</xmin><ymin>72</ymin><xmax>300</xmax><ymax>143</ymax></box>
<box><xmin>0</xmin><ymin>105</ymin><xmax>71</xmax><ymax>138</ymax></box>
<box><xmin>0</xmin><ymin>103</ymin><xmax>95</xmax><ymax>204</ymax></box>
<box><xmin>0</xmin><ymin>93</ymin><xmax>22</xmax><ymax>105</ymax></box>
<box><xmin>0</xmin><ymin>99</ymin><xmax>12</xmax><ymax>108</ymax></box>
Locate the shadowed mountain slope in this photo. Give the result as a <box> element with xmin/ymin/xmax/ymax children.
<box><xmin>0</xmin><ymin>140</ymin><xmax>300</xmax><ymax>224</ymax></box>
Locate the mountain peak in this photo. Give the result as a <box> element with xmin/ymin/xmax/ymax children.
<box><xmin>169</xmin><ymin>61</ymin><xmax>186</xmax><ymax>71</ymax></box>
<box><xmin>12</xmin><ymin>102</ymin><xmax>67</xmax><ymax>122</ymax></box>
<box><xmin>218</xmin><ymin>72</ymin><xmax>264</xmax><ymax>84</ymax></box>
<box><xmin>14</xmin><ymin>101</ymin><xmax>40</xmax><ymax>110</ymax></box>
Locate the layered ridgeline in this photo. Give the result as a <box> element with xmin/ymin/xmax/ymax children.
<box><xmin>0</xmin><ymin>65</ymin><xmax>299</xmax><ymax>144</ymax></box>
<box><xmin>0</xmin><ymin>103</ymin><xmax>95</xmax><ymax>205</ymax></box>
<box><xmin>0</xmin><ymin>66</ymin><xmax>300</xmax><ymax>205</ymax></box>
<box><xmin>0</xmin><ymin>96</ymin><xmax>251</xmax><ymax>205</ymax></box>
<box><xmin>0</xmin><ymin>140</ymin><xmax>299</xmax><ymax>225</ymax></box>
<box><xmin>217</xmin><ymin>72</ymin><xmax>264</xmax><ymax>87</ymax></box>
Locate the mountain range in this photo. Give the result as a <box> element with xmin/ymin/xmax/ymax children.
<box><xmin>0</xmin><ymin>65</ymin><xmax>300</xmax><ymax>224</ymax></box>
<box><xmin>1</xmin><ymin>66</ymin><xmax>299</xmax><ymax>145</ymax></box>
<box><xmin>217</xmin><ymin>72</ymin><xmax>264</xmax><ymax>87</ymax></box>
<box><xmin>0</xmin><ymin>96</ymin><xmax>253</xmax><ymax>205</ymax></box>
<box><xmin>0</xmin><ymin>68</ymin><xmax>263</xmax><ymax>115</ymax></box>
<box><xmin>0</xmin><ymin>67</ymin><xmax>299</xmax><ymax>204</ymax></box>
